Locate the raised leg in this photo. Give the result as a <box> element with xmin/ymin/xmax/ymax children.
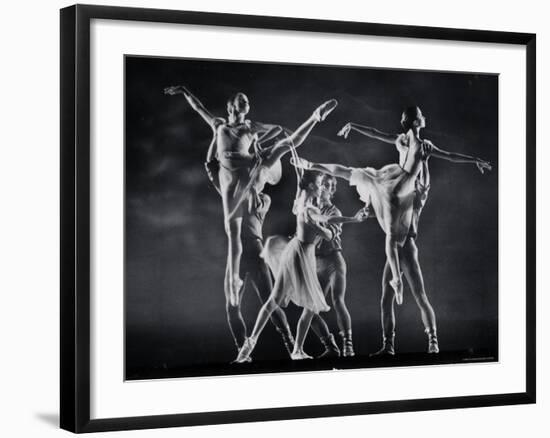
<box><xmin>288</xmin><ymin>100</ymin><xmax>337</xmax><ymax>147</ymax></box>
<box><xmin>262</xmin><ymin>100</ymin><xmax>338</xmax><ymax>169</ymax></box>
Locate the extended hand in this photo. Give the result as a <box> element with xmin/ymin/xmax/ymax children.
<box><xmin>290</xmin><ymin>156</ymin><xmax>313</xmax><ymax>170</ymax></box>
<box><xmin>353</xmin><ymin>207</ymin><xmax>370</xmax><ymax>222</ymax></box>
<box><xmin>337</xmin><ymin>123</ymin><xmax>352</xmax><ymax>139</ymax></box>
<box><xmin>163</xmin><ymin>85</ymin><xmax>190</xmax><ymax>96</ymax></box>
<box><xmin>475</xmin><ymin>159</ymin><xmax>492</xmax><ymax>174</ymax></box>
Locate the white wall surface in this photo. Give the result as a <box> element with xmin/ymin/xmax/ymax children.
<box><xmin>0</xmin><ymin>0</ymin><xmax>546</xmax><ymax>436</ymax></box>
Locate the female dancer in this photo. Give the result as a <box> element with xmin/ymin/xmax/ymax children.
<box><xmin>165</xmin><ymin>85</ymin><xmax>338</xmax><ymax>355</ymax></box>
<box><xmin>261</xmin><ymin>184</ymin><xmax>368</xmax><ymax>359</ymax></box>
<box><xmin>234</xmin><ymin>171</ymin><xmax>336</xmax><ymax>362</ymax></box>
<box><xmin>164</xmin><ymin>86</ymin><xmax>282</xmax><ymax>307</ymax></box>
<box><xmin>218</xmin><ymin>99</ymin><xmax>337</xmax><ymax>357</ymax></box>
<box><xmin>293</xmin><ymin>106</ymin><xmax>492</xmax><ymax>308</ymax></box>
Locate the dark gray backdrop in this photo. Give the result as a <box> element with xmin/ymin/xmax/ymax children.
<box><xmin>125</xmin><ymin>56</ymin><xmax>498</xmax><ymax>379</ymax></box>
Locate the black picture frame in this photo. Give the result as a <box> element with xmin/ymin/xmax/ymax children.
<box><xmin>60</xmin><ymin>4</ymin><xmax>536</xmax><ymax>433</ymax></box>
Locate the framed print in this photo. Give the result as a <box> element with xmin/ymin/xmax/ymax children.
<box><xmin>60</xmin><ymin>4</ymin><xmax>536</xmax><ymax>433</ymax></box>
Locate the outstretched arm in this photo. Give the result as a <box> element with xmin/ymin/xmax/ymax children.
<box><xmin>164</xmin><ymin>85</ymin><xmax>218</xmax><ymax>129</ymax></box>
<box><xmin>305</xmin><ymin>209</ymin><xmax>334</xmax><ymax>241</ymax></box>
<box><xmin>429</xmin><ymin>142</ymin><xmax>492</xmax><ymax>174</ymax></box>
<box><xmin>292</xmin><ymin>157</ymin><xmax>354</xmax><ymax>181</ymax></box>
<box><xmin>338</xmin><ymin>122</ymin><xmax>400</xmax><ymax>144</ymax></box>
<box><xmin>327</xmin><ymin>208</ymin><xmax>371</xmax><ymax>224</ymax></box>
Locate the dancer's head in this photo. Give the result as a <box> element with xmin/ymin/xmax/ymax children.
<box><xmin>299</xmin><ymin>171</ymin><xmax>324</xmax><ymax>199</ymax></box>
<box><xmin>321</xmin><ymin>174</ymin><xmax>337</xmax><ymax>204</ymax></box>
<box><xmin>227</xmin><ymin>92</ymin><xmax>250</xmax><ymax>117</ymax></box>
<box><xmin>401</xmin><ymin>106</ymin><xmax>426</xmax><ymax>132</ymax></box>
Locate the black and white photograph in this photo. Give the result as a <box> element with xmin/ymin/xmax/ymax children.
<box><xmin>124</xmin><ymin>56</ymin><xmax>498</xmax><ymax>380</ymax></box>
<box><xmin>1</xmin><ymin>0</ymin><xmax>545</xmax><ymax>435</ymax></box>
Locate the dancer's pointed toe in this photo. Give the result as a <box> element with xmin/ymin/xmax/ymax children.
<box><xmin>314</xmin><ymin>99</ymin><xmax>338</xmax><ymax>122</ymax></box>
<box><xmin>234</xmin><ymin>337</ymin><xmax>256</xmax><ymax>363</ymax></box>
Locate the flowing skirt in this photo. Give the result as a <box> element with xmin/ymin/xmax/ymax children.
<box><xmin>262</xmin><ymin>236</ymin><xmax>330</xmax><ymax>314</ymax></box>
<box><xmin>350</xmin><ymin>163</ymin><xmax>417</xmax><ymax>246</ymax></box>
<box><xmin>219</xmin><ymin>155</ymin><xmax>282</xmax><ymax>219</ymax></box>
<box><xmin>218</xmin><ymin>155</ymin><xmax>255</xmax><ymax>219</ymax></box>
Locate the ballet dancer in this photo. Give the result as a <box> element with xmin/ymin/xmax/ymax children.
<box><xmin>310</xmin><ymin>174</ymin><xmax>367</xmax><ymax>358</ymax></box>
<box><xmin>165</xmin><ymin>85</ymin><xmax>337</xmax><ymax>354</ymax></box>
<box><xmin>292</xmin><ymin>106</ymin><xmax>492</xmax><ymax>352</ymax></box>
<box><xmin>337</xmin><ymin>107</ymin><xmax>491</xmax><ymax>354</ymax></box>
<box><xmin>261</xmin><ymin>189</ymin><xmax>368</xmax><ymax>359</ymax></box>
<box><xmin>164</xmin><ymin>86</ymin><xmax>282</xmax><ymax>308</ymax></box>
<box><xmin>234</xmin><ymin>171</ymin><xmax>337</xmax><ymax>362</ymax></box>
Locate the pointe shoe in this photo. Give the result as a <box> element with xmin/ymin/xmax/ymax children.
<box><xmin>313</xmin><ymin>99</ymin><xmax>338</xmax><ymax>122</ymax></box>
<box><xmin>290</xmin><ymin>156</ymin><xmax>312</xmax><ymax>170</ymax></box>
<box><xmin>290</xmin><ymin>350</ymin><xmax>313</xmax><ymax>360</ymax></box>
<box><xmin>234</xmin><ymin>337</ymin><xmax>256</xmax><ymax>363</ymax></box>
<box><xmin>426</xmin><ymin>330</ymin><xmax>439</xmax><ymax>354</ymax></box>
<box><xmin>390</xmin><ymin>277</ymin><xmax>404</xmax><ymax>305</ymax></box>
<box><xmin>231</xmin><ymin>355</ymin><xmax>252</xmax><ymax>364</ymax></box>
<box><xmin>229</xmin><ymin>276</ymin><xmax>244</xmax><ymax>307</ymax></box>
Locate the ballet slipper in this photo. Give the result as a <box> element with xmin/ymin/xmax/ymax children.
<box><xmin>234</xmin><ymin>337</ymin><xmax>256</xmax><ymax>363</ymax></box>
<box><xmin>290</xmin><ymin>156</ymin><xmax>312</xmax><ymax>170</ymax></box>
<box><xmin>290</xmin><ymin>350</ymin><xmax>313</xmax><ymax>360</ymax></box>
<box><xmin>337</xmin><ymin>123</ymin><xmax>352</xmax><ymax>138</ymax></box>
<box><xmin>390</xmin><ymin>277</ymin><xmax>404</xmax><ymax>305</ymax></box>
<box><xmin>313</xmin><ymin>99</ymin><xmax>338</xmax><ymax>122</ymax></box>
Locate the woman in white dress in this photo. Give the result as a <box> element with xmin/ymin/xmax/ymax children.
<box><xmin>293</xmin><ymin>106</ymin><xmax>492</xmax><ymax>305</ymax></box>
<box><xmin>234</xmin><ymin>171</ymin><xmax>336</xmax><ymax>362</ymax></box>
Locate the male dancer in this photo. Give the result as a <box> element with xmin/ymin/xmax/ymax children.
<box><xmin>310</xmin><ymin>175</ymin><xmax>366</xmax><ymax>357</ymax></box>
